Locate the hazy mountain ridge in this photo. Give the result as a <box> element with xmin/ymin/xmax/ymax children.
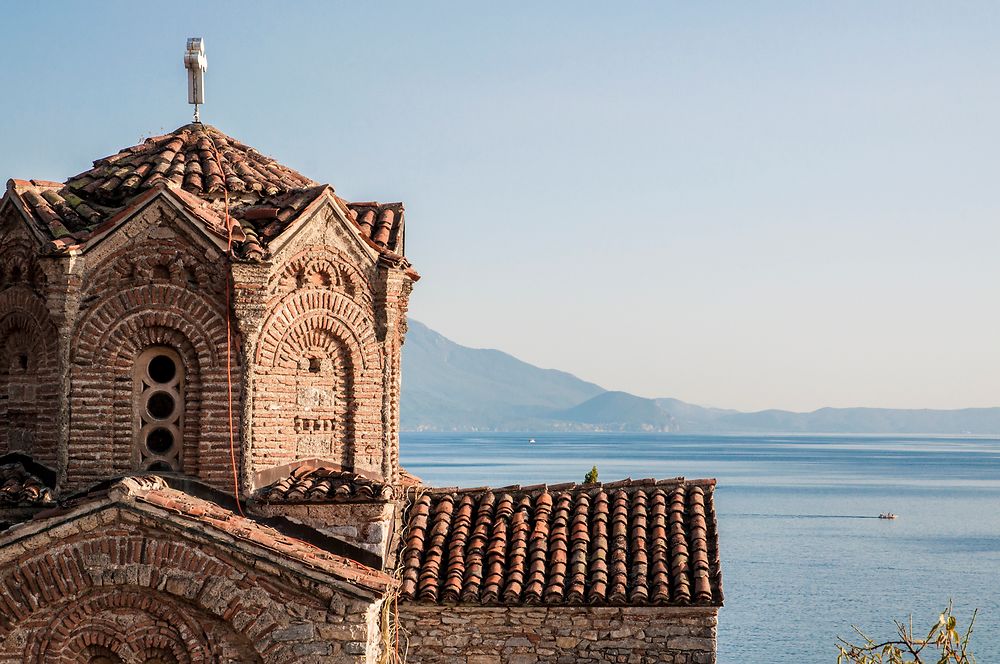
<box><xmin>400</xmin><ymin>320</ymin><xmax>605</xmax><ymax>431</ymax></box>
<box><xmin>401</xmin><ymin>320</ymin><xmax>1000</xmax><ymax>433</ymax></box>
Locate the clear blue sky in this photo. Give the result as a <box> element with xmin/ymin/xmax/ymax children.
<box><xmin>2</xmin><ymin>2</ymin><xmax>999</xmax><ymax>411</ymax></box>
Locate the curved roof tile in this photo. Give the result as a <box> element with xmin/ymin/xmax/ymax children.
<box><xmin>398</xmin><ymin>477</ymin><xmax>722</xmax><ymax>607</ymax></box>
<box><xmin>0</xmin><ymin>462</ymin><xmax>55</xmax><ymax>507</ymax></box>
<box><xmin>254</xmin><ymin>466</ymin><xmax>394</xmax><ymax>503</ymax></box>
<box><xmin>4</xmin><ymin>124</ymin><xmax>408</xmax><ymax>259</ymax></box>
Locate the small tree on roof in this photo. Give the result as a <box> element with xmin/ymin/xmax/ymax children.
<box><xmin>584</xmin><ymin>465</ymin><xmax>598</xmax><ymax>484</ymax></box>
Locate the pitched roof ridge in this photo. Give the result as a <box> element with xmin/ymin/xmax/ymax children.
<box><xmin>417</xmin><ymin>475</ymin><xmax>713</xmax><ymax>498</ymax></box>
<box><xmin>3</xmin><ymin>475</ymin><xmax>393</xmax><ymax>594</ymax></box>
<box><xmin>4</xmin><ymin>124</ymin><xmax>411</xmax><ymax>260</ymax></box>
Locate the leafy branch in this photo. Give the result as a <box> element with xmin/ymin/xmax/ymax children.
<box><xmin>837</xmin><ymin>602</ymin><xmax>977</xmax><ymax>663</ymax></box>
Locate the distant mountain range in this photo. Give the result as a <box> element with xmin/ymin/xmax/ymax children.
<box><xmin>400</xmin><ymin>320</ymin><xmax>1000</xmax><ymax>434</ymax></box>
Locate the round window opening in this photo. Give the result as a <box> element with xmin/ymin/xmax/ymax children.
<box><xmin>147</xmin><ymin>427</ymin><xmax>174</xmax><ymax>454</ymax></box>
<box><xmin>146</xmin><ymin>391</ymin><xmax>176</xmax><ymax>420</ymax></box>
<box><xmin>148</xmin><ymin>354</ymin><xmax>177</xmax><ymax>383</ymax></box>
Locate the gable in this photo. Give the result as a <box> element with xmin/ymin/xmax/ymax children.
<box><xmin>75</xmin><ymin>192</ymin><xmax>230</xmax><ymax>297</ymax></box>
<box><xmin>0</xmin><ymin>476</ymin><xmax>392</xmax><ymax>599</ymax></box>
<box><xmin>266</xmin><ymin>193</ymin><xmax>382</xmax><ymax>272</ymax></box>
<box><xmin>0</xmin><ymin>187</ymin><xmax>57</xmax><ymax>250</ymax></box>
<box><xmin>0</xmin><ymin>477</ymin><xmax>391</xmax><ymax>663</ymax></box>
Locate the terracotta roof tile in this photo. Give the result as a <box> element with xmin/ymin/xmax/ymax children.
<box><xmin>399</xmin><ymin>468</ymin><xmax>424</xmax><ymax>488</ymax></box>
<box><xmin>254</xmin><ymin>466</ymin><xmax>394</xmax><ymax>503</ymax></box>
<box><xmin>68</xmin><ymin>125</ymin><xmax>314</xmax><ymax>204</ymax></box>
<box><xmin>0</xmin><ymin>463</ymin><xmax>55</xmax><ymax>507</ymax></box>
<box><xmin>135</xmin><ymin>484</ymin><xmax>393</xmax><ymax>593</ymax></box>
<box><xmin>19</xmin><ymin>476</ymin><xmax>393</xmax><ymax>594</ymax></box>
<box><xmin>398</xmin><ymin>477</ymin><xmax>722</xmax><ymax>607</ymax></box>
<box><xmin>5</xmin><ymin>124</ymin><xmax>409</xmax><ymax>260</ymax></box>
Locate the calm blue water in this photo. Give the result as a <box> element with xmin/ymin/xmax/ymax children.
<box><xmin>400</xmin><ymin>432</ymin><xmax>1000</xmax><ymax>663</ymax></box>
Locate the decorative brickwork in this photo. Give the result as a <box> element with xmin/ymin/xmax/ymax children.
<box><xmin>0</xmin><ymin>219</ymin><xmax>59</xmax><ymax>470</ymax></box>
<box><xmin>247</xmin><ymin>208</ymin><xmax>398</xmax><ymax>484</ymax></box>
<box><xmin>0</xmin><ymin>287</ymin><xmax>58</xmax><ymax>467</ymax></box>
<box><xmin>253</xmin><ymin>285</ymin><xmax>380</xmax><ymax>473</ymax></box>
<box><xmin>7</xmin><ymin>588</ymin><xmax>261</xmax><ymax>663</ymax></box>
<box><xmin>71</xmin><ymin>295</ymin><xmax>231</xmax><ymax>487</ymax></box>
<box><xmin>0</xmin><ymin>477</ymin><xmax>389</xmax><ymax>663</ymax></box>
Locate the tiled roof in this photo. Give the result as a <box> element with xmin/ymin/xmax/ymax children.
<box><xmin>4</xmin><ymin>124</ymin><xmax>407</xmax><ymax>259</ymax></box>
<box><xmin>399</xmin><ymin>468</ymin><xmax>424</xmax><ymax>488</ymax></box>
<box><xmin>67</xmin><ymin>125</ymin><xmax>315</xmax><ymax>205</ymax></box>
<box><xmin>254</xmin><ymin>466</ymin><xmax>395</xmax><ymax>503</ymax></box>
<box><xmin>0</xmin><ymin>462</ymin><xmax>55</xmax><ymax>507</ymax></box>
<box><xmin>398</xmin><ymin>477</ymin><xmax>722</xmax><ymax>607</ymax></box>
<box><xmin>19</xmin><ymin>476</ymin><xmax>392</xmax><ymax>594</ymax></box>
<box><xmin>345</xmin><ymin>202</ymin><xmax>405</xmax><ymax>252</ymax></box>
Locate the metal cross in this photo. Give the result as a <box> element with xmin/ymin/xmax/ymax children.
<box><xmin>184</xmin><ymin>38</ymin><xmax>207</xmax><ymax>123</ymax></box>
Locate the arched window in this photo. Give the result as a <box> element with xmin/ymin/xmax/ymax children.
<box><xmin>91</xmin><ymin>657</ymin><xmax>122</xmax><ymax>664</ymax></box>
<box><xmin>133</xmin><ymin>347</ymin><xmax>184</xmax><ymax>471</ymax></box>
<box><xmin>142</xmin><ymin>648</ymin><xmax>180</xmax><ymax>664</ymax></box>
<box><xmin>82</xmin><ymin>646</ymin><xmax>123</xmax><ymax>664</ymax></box>
<box><xmin>3</xmin><ymin>344</ymin><xmax>35</xmax><ymax>454</ymax></box>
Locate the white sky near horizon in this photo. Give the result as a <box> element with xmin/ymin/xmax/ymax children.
<box><xmin>1</xmin><ymin>2</ymin><xmax>998</xmax><ymax>412</ymax></box>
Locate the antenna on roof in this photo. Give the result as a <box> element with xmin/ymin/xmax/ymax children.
<box><xmin>184</xmin><ymin>38</ymin><xmax>207</xmax><ymax>123</ymax></box>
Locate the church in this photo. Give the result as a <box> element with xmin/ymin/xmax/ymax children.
<box><xmin>0</xmin><ymin>46</ymin><xmax>722</xmax><ymax>664</ymax></box>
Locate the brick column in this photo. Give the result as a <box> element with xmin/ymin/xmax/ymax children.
<box><xmin>373</xmin><ymin>260</ymin><xmax>413</xmax><ymax>485</ymax></box>
<box><xmin>230</xmin><ymin>260</ymin><xmax>270</xmax><ymax>494</ymax></box>
<box><xmin>41</xmin><ymin>253</ymin><xmax>82</xmax><ymax>491</ymax></box>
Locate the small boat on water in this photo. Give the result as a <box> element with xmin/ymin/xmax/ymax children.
<box><xmin>878</xmin><ymin>513</ymin><xmax>897</xmax><ymax>520</ymax></box>
<box><xmin>528</xmin><ymin>438</ymin><xmax>536</xmax><ymax>444</ymax></box>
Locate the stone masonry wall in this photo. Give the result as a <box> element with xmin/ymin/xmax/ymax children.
<box><xmin>0</xmin><ymin>506</ymin><xmax>383</xmax><ymax>663</ymax></box>
<box><xmin>0</xmin><ymin>212</ymin><xmax>60</xmax><ymax>469</ymax></box>
<box><xmin>66</xmin><ymin>202</ymin><xmax>235</xmax><ymax>491</ymax></box>
<box><xmin>242</xmin><ymin>204</ymin><xmax>412</xmax><ymax>485</ymax></box>
<box><xmin>399</xmin><ymin>605</ymin><xmax>717</xmax><ymax>664</ymax></box>
<box><xmin>251</xmin><ymin>501</ymin><xmax>395</xmax><ymax>558</ymax></box>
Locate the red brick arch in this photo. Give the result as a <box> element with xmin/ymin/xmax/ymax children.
<box><xmin>0</xmin><ymin>239</ymin><xmax>47</xmax><ymax>293</ymax></box>
<box><xmin>270</xmin><ymin>247</ymin><xmax>373</xmax><ymax>307</ymax></box>
<box><xmin>256</xmin><ymin>289</ymin><xmax>379</xmax><ymax>371</ymax></box>
<box><xmin>22</xmin><ymin>588</ymin><xmax>221</xmax><ymax>663</ymax></box>
<box><xmin>252</xmin><ymin>289</ymin><xmax>383</xmax><ymax>473</ymax></box>
<box><xmin>0</xmin><ymin>523</ymin><xmax>323</xmax><ymax>663</ymax></box>
<box><xmin>69</xmin><ymin>284</ymin><xmax>234</xmax><ymax>488</ymax></box>
<box><xmin>0</xmin><ymin>287</ymin><xmax>59</xmax><ymax>465</ymax></box>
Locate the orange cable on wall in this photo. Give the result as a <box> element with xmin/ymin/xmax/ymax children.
<box><xmin>204</xmin><ymin>129</ymin><xmax>246</xmax><ymax>517</ymax></box>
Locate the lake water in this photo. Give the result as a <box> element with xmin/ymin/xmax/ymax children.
<box><xmin>399</xmin><ymin>432</ymin><xmax>1000</xmax><ymax>663</ymax></box>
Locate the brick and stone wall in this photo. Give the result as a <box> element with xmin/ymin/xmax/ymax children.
<box><xmin>0</xmin><ymin>215</ymin><xmax>60</xmax><ymax>469</ymax></box>
<box><xmin>65</xmin><ymin>202</ymin><xmax>235</xmax><ymax>491</ymax></box>
<box><xmin>252</xmin><ymin>500</ymin><xmax>395</xmax><ymax>558</ymax></box>
<box><xmin>2</xmin><ymin>182</ymin><xmax>415</xmax><ymax>498</ymax></box>
<box><xmin>241</xmin><ymin>205</ymin><xmax>412</xmax><ymax>486</ymax></box>
<box><xmin>250</xmin><ymin>245</ymin><xmax>383</xmax><ymax>477</ymax></box>
<box><xmin>0</xmin><ymin>505</ymin><xmax>384</xmax><ymax>663</ymax></box>
<box><xmin>399</xmin><ymin>605</ymin><xmax>718</xmax><ymax>664</ymax></box>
